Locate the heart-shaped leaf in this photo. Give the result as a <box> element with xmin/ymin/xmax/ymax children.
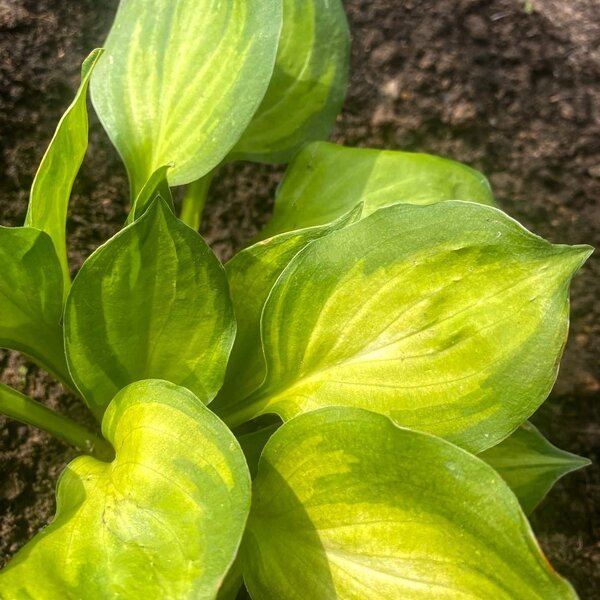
<box><xmin>231</xmin><ymin>0</ymin><xmax>349</xmax><ymax>163</ymax></box>
<box><xmin>220</xmin><ymin>202</ymin><xmax>590</xmax><ymax>453</ymax></box>
<box><xmin>0</xmin><ymin>380</ymin><xmax>251</xmax><ymax>600</ymax></box>
<box><xmin>25</xmin><ymin>49</ymin><xmax>103</xmax><ymax>291</ymax></box>
<box><xmin>65</xmin><ymin>200</ymin><xmax>235</xmax><ymax>418</ymax></box>
<box><xmin>243</xmin><ymin>407</ymin><xmax>576</xmax><ymax>599</ymax></box>
<box><xmin>91</xmin><ymin>0</ymin><xmax>282</xmax><ymax>195</ymax></box>
<box><xmin>259</xmin><ymin>141</ymin><xmax>496</xmax><ymax>239</ymax></box>
<box><xmin>480</xmin><ymin>422</ymin><xmax>590</xmax><ymax>514</ymax></box>
<box><xmin>0</xmin><ymin>227</ymin><xmax>72</xmax><ymax>387</ymax></box>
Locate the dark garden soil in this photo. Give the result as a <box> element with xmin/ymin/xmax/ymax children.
<box><xmin>0</xmin><ymin>0</ymin><xmax>599</xmax><ymax>596</ymax></box>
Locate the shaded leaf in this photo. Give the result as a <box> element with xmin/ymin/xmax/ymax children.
<box><xmin>480</xmin><ymin>422</ymin><xmax>590</xmax><ymax>514</ymax></box>
<box><xmin>221</xmin><ymin>202</ymin><xmax>590</xmax><ymax>453</ymax></box>
<box><xmin>25</xmin><ymin>49</ymin><xmax>103</xmax><ymax>291</ymax></box>
<box><xmin>213</xmin><ymin>205</ymin><xmax>361</xmax><ymax>413</ymax></box>
<box><xmin>91</xmin><ymin>0</ymin><xmax>282</xmax><ymax>195</ymax></box>
<box><xmin>65</xmin><ymin>200</ymin><xmax>235</xmax><ymax>418</ymax></box>
<box><xmin>0</xmin><ymin>380</ymin><xmax>251</xmax><ymax>600</ymax></box>
<box><xmin>232</xmin><ymin>0</ymin><xmax>349</xmax><ymax>163</ymax></box>
<box><xmin>0</xmin><ymin>227</ymin><xmax>72</xmax><ymax>387</ymax></box>
<box><xmin>259</xmin><ymin>141</ymin><xmax>496</xmax><ymax>239</ymax></box>
<box><xmin>244</xmin><ymin>407</ymin><xmax>576</xmax><ymax>599</ymax></box>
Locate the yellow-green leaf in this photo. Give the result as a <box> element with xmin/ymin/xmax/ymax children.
<box><xmin>213</xmin><ymin>206</ymin><xmax>361</xmax><ymax>412</ymax></box>
<box><xmin>25</xmin><ymin>49</ymin><xmax>103</xmax><ymax>292</ymax></box>
<box><xmin>231</xmin><ymin>0</ymin><xmax>349</xmax><ymax>163</ymax></box>
<box><xmin>0</xmin><ymin>380</ymin><xmax>251</xmax><ymax>600</ymax></box>
<box><xmin>259</xmin><ymin>141</ymin><xmax>496</xmax><ymax>239</ymax></box>
<box><xmin>0</xmin><ymin>227</ymin><xmax>72</xmax><ymax>387</ymax></box>
<box><xmin>244</xmin><ymin>407</ymin><xmax>576</xmax><ymax>599</ymax></box>
<box><xmin>480</xmin><ymin>422</ymin><xmax>590</xmax><ymax>514</ymax></box>
<box><xmin>91</xmin><ymin>0</ymin><xmax>282</xmax><ymax>196</ymax></box>
<box><xmin>65</xmin><ymin>200</ymin><xmax>235</xmax><ymax>418</ymax></box>
<box><xmin>221</xmin><ymin>202</ymin><xmax>590</xmax><ymax>453</ymax></box>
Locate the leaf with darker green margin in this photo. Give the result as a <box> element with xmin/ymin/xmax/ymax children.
<box><xmin>231</xmin><ymin>0</ymin><xmax>349</xmax><ymax>163</ymax></box>
<box><xmin>243</xmin><ymin>407</ymin><xmax>576</xmax><ymax>599</ymax></box>
<box><xmin>65</xmin><ymin>199</ymin><xmax>235</xmax><ymax>419</ymax></box>
<box><xmin>258</xmin><ymin>141</ymin><xmax>496</xmax><ymax>239</ymax></box>
<box><xmin>212</xmin><ymin>205</ymin><xmax>361</xmax><ymax>415</ymax></box>
<box><xmin>220</xmin><ymin>201</ymin><xmax>590</xmax><ymax>453</ymax></box>
<box><xmin>91</xmin><ymin>0</ymin><xmax>282</xmax><ymax>196</ymax></box>
<box><xmin>0</xmin><ymin>380</ymin><xmax>251</xmax><ymax>600</ymax></box>
<box><xmin>0</xmin><ymin>227</ymin><xmax>73</xmax><ymax>388</ymax></box>
<box><xmin>25</xmin><ymin>49</ymin><xmax>103</xmax><ymax>292</ymax></box>
<box><xmin>480</xmin><ymin>422</ymin><xmax>590</xmax><ymax>514</ymax></box>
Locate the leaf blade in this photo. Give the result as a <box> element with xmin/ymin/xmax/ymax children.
<box><xmin>91</xmin><ymin>0</ymin><xmax>283</xmax><ymax>195</ymax></box>
<box><xmin>480</xmin><ymin>422</ymin><xmax>590</xmax><ymax>514</ymax></box>
<box><xmin>244</xmin><ymin>407</ymin><xmax>576</xmax><ymax>599</ymax></box>
<box><xmin>0</xmin><ymin>380</ymin><xmax>251</xmax><ymax>600</ymax></box>
<box><xmin>65</xmin><ymin>200</ymin><xmax>235</xmax><ymax>418</ymax></box>
<box><xmin>224</xmin><ymin>202</ymin><xmax>590</xmax><ymax>453</ymax></box>
<box><xmin>231</xmin><ymin>0</ymin><xmax>349</xmax><ymax>163</ymax></box>
<box><xmin>0</xmin><ymin>226</ymin><xmax>72</xmax><ymax>387</ymax></box>
<box><xmin>25</xmin><ymin>49</ymin><xmax>103</xmax><ymax>291</ymax></box>
<box><xmin>259</xmin><ymin>141</ymin><xmax>496</xmax><ymax>239</ymax></box>
<box><xmin>213</xmin><ymin>206</ymin><xmax>361</xmax><ymax>415</ymax></box>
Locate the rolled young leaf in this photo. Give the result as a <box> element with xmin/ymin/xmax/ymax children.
<box><xmin>244</xmin><ymin>407</ymin><xmax>576</xmax><ymax>599</ymax></box>
<box><xmin>0</xmin><ymin>227</ymin><xmax>72</xmax><ymax>388</ymax></box>
<box><xmin>258</xmin><ymin>141</ymin><xmax>496</xmax><ymax>239</ymax></box>
<box><xmin>91</xmin><ymin>0</ymin><xmax>283</xmax><ymax>196</ymax></box>
<box><xmin>65</xmin><ymin>199</ymin><xmax>235</xmax><ymax>418</ymax></box>
<box><xmin>231</xmin><ymin>0</ymin><xmax>349</xmax><ymax>163</ymax></box>
<box><xmin>0</xmin><ymin>380</ymin><xmax>251</xmax><ymax>600</ymax></box>
<box><xmin>126</xmin><ymin>163</ymin><xmax>174</xmax><ymax>224</ymax></box>
<box><xmin>213</xmin><ymin>205</ymin><xmax>361</xmax><ymax>412</ymax></box>
<box><xmin>25</xmin><ymin>49</ymin><xmax>103</xmax><ymax>292</ymax></box>
<box><xmin>221</xmin><ymin>201</ymin><xmax>591</xmax><ymax>453</ymax></box>
<box><xmin>480</xmin><ymin>422</ymin><xmax>590</xmax><ymax>514</ymax></box>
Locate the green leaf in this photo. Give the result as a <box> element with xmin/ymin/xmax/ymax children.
<box><xmin>243</xmin><ymin>407</ymin><xmax>576</xmax><ymax>599</ymax></box>
<box><xmin>65</xmin><ymin>200</ymin><xmax>235</xmax><ymax>418</ymax></box>
<box><xmin>91</xmin><ymin>0</ymin><xmax>282</xmax><ymax>196</ymax></box>
<box><xmin>231</xmin><ymin>0</ymin><xmax>349</xmax><ymax>163</ymax></box>
<box><xmin>480</xmin><ymin>422</ymin><xmax>590</xmax><ymax>514</ymax></box>
<box><xmin>213</xmin><ymin>206</ymin><xmax>361</xmax><ymax>412</ymax></box>
<box><xmin>0</xmin><ymin>379</ymin><xmax>251</xmax><ymax>600</ymax></box>
<box><xmin>221</xmin><ymin>202</ymin><xmax>590</xmax><ymax>453</ymax></box>
<box><xmin>126</xmin><ymin>163</ymin><xmax>174</xmax><ymax>225</ymax></box>
<box><xmin>259</xmin><ymin>141</ymin><xmax>496</xmax><ymax>239</ymax></box>
<box><xmin>25</xmin><ymin>49</ymin><xmax>103</xmax><ymax>292</ymax></box>
<box><xmin>0</xmin><ymin>226</ymin><xmax>72</xmax><ymax>387</ymax></box>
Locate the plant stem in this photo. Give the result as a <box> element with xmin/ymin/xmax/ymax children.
<box><xmin>179</xmin><ymin>170</ymin><xmax>216</xmax><ymax>230</ymax></box>
<box><xmin>0</xmin><ymin>382</ymin><xmax>114</xmax><ymax>462</ymax></box>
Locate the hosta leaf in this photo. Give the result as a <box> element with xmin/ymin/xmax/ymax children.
<box><xmin>126</xmin><ymin>163</ymin><xmax>174</xmax><ymax>224</ymax></box>
<box><xmin>244</xmin><ymin>407</ymin><xmax>576</xmax><ymax>599</ymax></box>
<box><xmin>221</xmin><ymin>202</ymin><xmax>590</xmax><ymax>453</ymax></box>
<box><xmin>25</xmin><ymin>49</ymin><xmax>103</xmax><ymax>291</ymax></box>
<box><xmin>0</xmin><ymin>380</ymin><xmax>251</xmax><ymax>600</ymax></box>
<box><xmin>480</xmin><ymin>422</ymin><xmax>590</xmax><ymax>514</ymax></box>
<box><xmin>91</xmin><ymin>0</ymin><xmax>282</xmax><ymax>195</ymax></box>
<box><xmin>65</xmin><ymin>200</ymin><xmax>235</xmax><ymax>418</ymax></box>
<box><xmin>214</xmin><ymin>206</ymin><xmax>361</xmax><ymax>411</ymax></box>
<box><xmin>259</xmin><ymin>141</ymin><xmax>496</xmax><ymax>239</ymax></box>
<box><xmin>231</xmin><ymin>0</ymin><xmax>349</xmax><ymax>163</ymax></box>
<box><xmin>0</xmin><ymin>227</ymin><xmax>72</xmax><ymax>387</ymax></box>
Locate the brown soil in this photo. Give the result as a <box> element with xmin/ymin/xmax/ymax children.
<box><xmin>1</xmin><ymin>0</ymin><xmax>599</xmax><ymax>596</ymax></box>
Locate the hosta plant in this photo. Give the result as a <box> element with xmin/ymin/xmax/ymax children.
<box><xmin>0</xmin><ymin>1</ymin><xmax>592</xmax><ymax>598</ymax></box>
